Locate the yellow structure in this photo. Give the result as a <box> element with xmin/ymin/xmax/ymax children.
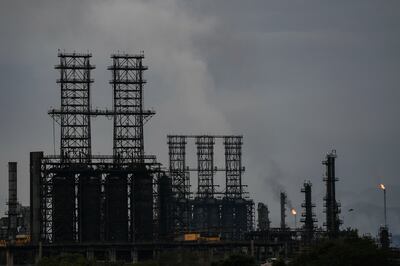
<box><xmin>181</xmin><ymin>233</ymin><xmax>220</xmax><ymax>242</ymax></box>
<box><xmin>15</xmin><ymin>235</ymin><xmax>30</xmax><ymax>245</ymax></box>
<box><xmin>184</xmin><ymin>233</ymin><xmax>201</xmax><ymax>241</ymax></box>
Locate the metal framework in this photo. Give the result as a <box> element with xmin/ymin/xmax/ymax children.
<box><xmin>323</xmin><ymin>150</ymin><xmax>341</xmax><ymax>239</ymax></box>
<box><xmin>39</xmin><ymin>155</ymin><xmax>161</xmax><ymax>243</ymax></box>
<box><xmin>167</xmin><ymin>135</ymin><xmax>253</xmax><ymax>239</ymax></box>
<box><xmin>55</xmin><ymin>52</ymin><xmax>94</xmax><ymax>163</ymax></box>
<box><xmin>168</xmin><ymin>136</ymin><xmax>189</xmax><ymax>199</ymax></box>
<box><xmin>108</xmin><ymin>53</ymin><xmax>151</xmax><ymax>164</ymax></box>
<box><xmin>40</xmin><ymin>52</ymin><xmax>161</xmax><ymax>243</ymax></box>
<box><xmin>49</xmin><ymin>52</ymin><xmax>95</xmax><ymax>242</ymax></box>
<box><xmin>167</xmin><ymin>135</ymin><xmax>246</xmax><ymax>196</ymax></box>
<box><xmin>224</xmin><ymin>136</ymin><xmax>243</xmax><ymax>199</ymax></box>
<box><xmin>196</xmin><ymin>136</ymin><xmax>215</xmax><ymax>198</ymax></box>
<box><xmin>167</xmin><ymin>136</ymin><xmax>190</xmax><ymax>233</ymax></box>
<box><xmin>257</xmin><ymin>203</ymin><xmax>270</xmax><ymax>231</ymax></box>
<box><xmin>38</xmin><ymin>52</ymin><xmax>255</xmax><ymax>243</ymax></box>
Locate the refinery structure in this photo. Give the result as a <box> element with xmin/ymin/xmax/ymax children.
<box><xmin>0</xmin><ymin>52</ymin><xmax>392</xmax><ymax>264</ymax></box>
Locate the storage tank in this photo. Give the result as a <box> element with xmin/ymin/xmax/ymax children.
<box><xmin>133</xmin><ymin>166</ymin><xmax>153</xmax><ymax>241</ymax></box>
<box><xmin>105</xmin><ymin>174</ymin><xmax>128</xmax><ymax>242</ymax></box>
<box><xmin>79</xmin><ymin>173</ymin><xmax>101</xmax><ymax>241</ymax></box>
<box><xmin>52</xmin><ymin>175</ymin><xmax>75</xmax><ymax>242</ymax></box>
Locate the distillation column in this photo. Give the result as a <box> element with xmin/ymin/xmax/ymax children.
<box><xmin>301</xmin><ymin>181</ymin><xmax>316</xmax><ymax>243</ymax></box>
<box><xmin>323</xmin><ymin>150</ymin><xmax>341</xmax><ymax>239</ymax></box>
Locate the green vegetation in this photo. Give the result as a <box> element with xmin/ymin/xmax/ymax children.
<box><xmin>37</xmin><ymin>254</ymin><xmax>93</xmax><ymax>266</ymax></box>
<box><xmin>211</xmin><ymin>254</ymin><xmax>256</xmax><ymax>266</ymax></box>
<box><xmin>272</xmin><ymin>258</ymin><xmax>286</xmax><ymax>266</ymax></box>
<box><xmin>36</xmin><ymin>252</ymin><xmax>256</xmax><ymax>266</ymax></box>
<box><xmin>37</xmin><ymin>254</ymin><xmax>127</xmax><ymax>266</ymax></box>
<box><xmin>288</xmin><ymin>236</ymin><xmax>398</xmax><ymax>266</ymax></box>
<box><xmin>36</xmin><ymin>236</ymin><xmax>398</xmax><ymax>266</ymax></box>
<box><xmin>132</xmin><ymin>261</ymin><xmax>158</xmax><ymax>266</ymax></box>
<box><xmin>153</xmin><ymin>251</ymin><xmax>205</xmax><ymax>266</ymax></box>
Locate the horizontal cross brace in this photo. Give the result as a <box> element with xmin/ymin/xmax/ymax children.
<box><xmin>48</xmin><ymin>108</ymin><xmax>155</xmax><ymax>117</ymax></box>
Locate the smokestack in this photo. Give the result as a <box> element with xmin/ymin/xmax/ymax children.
<box><xmin>280</xmin><ymin>192</ymin><xmax>287</xmax><ymax>230</ymax></box>
<box><xmin>8</xmin><ymin>162</ymin><xmax>18</xmax><ymax>240</ymax></box>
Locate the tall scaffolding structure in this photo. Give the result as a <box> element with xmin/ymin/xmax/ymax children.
<box><xmin>196</xmin><ymin>136</ymin><xmax>215</xmax><ymax>198</ymax></box>
<box><xmin>36</xmin><ymin>52</ymin><xmax>160</xmax><ymax>244</ymax></box>
<box><xmin>168</xmin><ymin>136</ymin><xmax>190</xmax><ymax>233</ymax></box>
<box><xmin>224</xmin><ymin>136</ymin><xmax>243</xmax><ymax>199</ymax></box>
<box><xmin>166</xmin><ymin>135</ymin><xmax>253</xmax><ymax>239</ymax></box>
<box><xmin>50</xmin><ymin>52</ymin><xmax>96</xmax><ymax>242</ymax></box>
<box><xmin>108</xmin><ymin>53</ymin><xmax>149</xmax><ymax>164</ymax></box>
<box><xmin>323</xmin><ymin>150</ymin><xmax>341</xmax><ymax>239</ymax></box>
<box><xmin>301</xmin><ymin>181</ymin><xmax>316</xmax><ymax>243</ymax></box>
<box><xmin>56</xmin><ymin>52</ymin><xmax>94</xmax><ymax>163</ymax></box>
<box><xmin>221</xmin><ymin>136</ymin><xmax>251</xmax><ymax>239</ymax></box>
<box><xmin>108</xmin><ymin>53</ymin><xmax>155</xmax><ymax>241</ymax></box>
<box><xmin>193</xmin><ymin>136</ymin><xmax>220</xmax><ymax>235</ymax></box>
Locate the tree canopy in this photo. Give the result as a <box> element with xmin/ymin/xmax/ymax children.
<box><xmin>289</xmin><ymin>236</ymin><xmax>398</xmax><ymax>266</ymax></box>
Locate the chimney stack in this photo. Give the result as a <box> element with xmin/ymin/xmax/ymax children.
<box><xmin>8</xmin><ymin>162</ymin><xmax>18</xmax><ymax>240</ymax></box>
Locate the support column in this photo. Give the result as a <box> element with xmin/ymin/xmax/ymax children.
<box><xmin>86</xmin><ymin>249</ymin><xmax>94</xmax><ymax>261</ymax></box>
<box><xmin>131</xmin><ymin>248</ymin><xmax>138</xmax><ymax>264</ymax></box>
<box><xmin>109</xmin><ymin>248</ymin><xmax>116</xmax><ymax>262</ymax></box>
<box><xmin>35</xmin><ymin>242</ymin><xmax>43</xmax><ymax>264</ymax></box>
<box><xmin>6</xmin><ymin>249</ymin><xmax>13</xmax><ymax>266</ymax></box>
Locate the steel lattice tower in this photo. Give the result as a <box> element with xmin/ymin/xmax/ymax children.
<box><xmin>168</xmin><ymin>136</ymin><xmax>189</xmax><ymax>199</ymax></box>
<box><xmin>224</xmin><ymin>136</ymin><xmax>243</xmax><ymax>198</ymax></box>
<box><xmin>56</xmin><ymin>52</ymin><xmax>94</xmax><ymax>163</ymax></box>
<box><xmin>168</xmin><ymin>135</ymin><xmax>190</xmax><ymax>233</ymax></box>
<box><xmin>108</xmin><ymin>53</ymin><xmax>156</xmax><ymax>242</ymax></box>
<box><xmin>108</xmin><ymin>53</ymin><xmax>149</xmax><ymax>164</ymax></box>
<box><xmin>36</xmin><ymin>51</ymin><xmax>163</xmax><ymax>244</ymax></box>
<box><xmin>323</xmin><ymin>150</ymin><xmax>341</xmax><ymax>239</ymax></box>
<box><xmin>196</xmin><ymin>136</ymin><xmax>215</xmax><ymax>198</ymax></box>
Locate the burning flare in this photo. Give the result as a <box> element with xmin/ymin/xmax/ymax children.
<box><xmin>291</xmin><ymin>208</ymin><xmax>297</xmax><ymax>215</ymax></box>
<box><xmin>379</xmin><ymin>183</ymin><xmax>386</xmax><ymax>190</ymax></box>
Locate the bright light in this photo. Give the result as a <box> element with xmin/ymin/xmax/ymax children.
<box><xmin>379</xmin><ymin>183</ymin><xmax>386</xmax><ymax>190</ymax></box>
<box><xmin>291</xmin><ymin>208</ymin><xmax>297</xmax><ymax>215</ymax></box>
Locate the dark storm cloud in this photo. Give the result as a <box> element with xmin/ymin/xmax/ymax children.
<box><xmin>0</xmin><ymin>0</ymin><xmax>399</xmax><ymax>237</ymax></box>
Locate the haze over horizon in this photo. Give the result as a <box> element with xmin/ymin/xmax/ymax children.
<box><xmin>0</xmin><ymin>0</ymin><xmax>399</xmax><ymax>238</ymax></box>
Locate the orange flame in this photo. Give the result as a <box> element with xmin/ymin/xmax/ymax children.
<box><xmin>379</xmin><ymin>183</ymin><xmax>385</xmax><ymax>190</ymax></box>
<box><xmin>291</xmin><ymin>208</ymin><xmax>297</xmax><ymax>215</ymax></box>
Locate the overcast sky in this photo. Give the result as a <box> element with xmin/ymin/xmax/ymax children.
<box><xmin>0</xmin><ymin>0</ymin><xmax>399</xmax><ymax>237</ymax></box>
